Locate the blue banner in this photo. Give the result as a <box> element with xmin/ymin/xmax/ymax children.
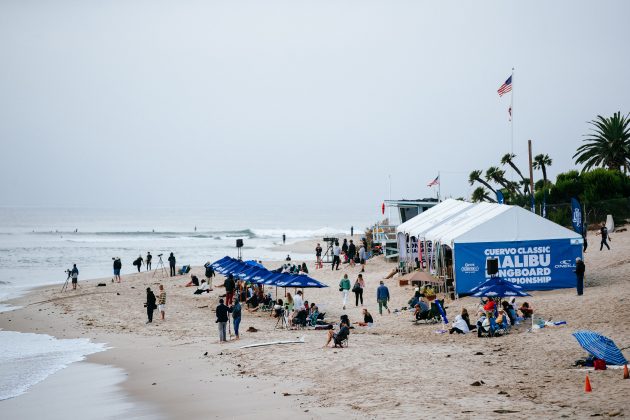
<box><xmin>571</xmin><ymin>197</ymin><xmax>583</xmax><ymax>235</ymax></box>
<box><xmin>454</xmin><ymin>239</ymin><xmax>582</xmax><ymax>294</ymax></box>
<box><xmin>496</xmin><ymin>190</ymin><xmax>504</xmax><ymax>204</ymax></box>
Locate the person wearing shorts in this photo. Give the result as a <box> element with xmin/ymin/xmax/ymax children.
<box><xmin>113</xmin><ymin>257</ymin><xmax>122</xmax><ymax>282</ymax></box>
<box><xmin>70</xmin><ymin>264</ymin><xmax>79</xmax><ymax>290</ymax></box>
<box><xmin>157</xmin><ymin>284</ymin><xmax>166</xmax><ymax>320</ymax></box>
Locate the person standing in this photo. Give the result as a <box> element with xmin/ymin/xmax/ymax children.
<box><xmin>352</xmin><ymin>274</ymin><xmax>365</xmax><ymax>306</ymax></box>
<box><xmin>168</xmin><ymin>252</ymin><xmax>176</xmax><ymax>276</ymax></box>
<box><xmin>157</xmin><ymin>284</ymin><xmax>166</xmax><ymax>320</ymax></box>
<box><xmin>230</xmin><ymin>299</ymin><xmax>242</xmax><ymax>339</ymax></box>
<box><xmin>145</xmin><ymin>287</ymin><xmax>156</xmax><ymax>323</ymax></box>
<box><xmin>597</xmin><ymin>222</ymin><xmax>611</xmax><ymax>250</ymax></box>
<box><xmin>282</xmin><ymin>233</ymin><xmax>286</xmax><ymax>245</ymax></box>
<box><xmin>315</xmin><ymin>243</ymin><xmax>323</xmax><ymax>269</ymax></box>
<box><xmin>224</xmin><ymin>274</ymin><xmax>236</xmax><ymax>306</ymax></box>
<box><xmin>347</xmin><ymin>240</ymin><xmax>356</xmax><ymax>267</ymax></box>
<box><xmin>376</xmin><ymin>281</ymin><xmax>390</xmax><ymax>315</ymax></box>
<box><xmin>146</xmin><ymin>252</ymin><xmax>152</xmax><ymax>271</ymax></box>
<box><xmin>341</xmin><ymin>239</ymin><xmax>349</xmax><ymax>263</ymax></box>
<box><xmin>70</xmin><ymin>264</ymin><xmax>79</xmax><ymax>290</ymax></box>
<box><xmin>351</xmin><ymin>226</ymin><xmax>354</xmax><ymax>237</ymax></box>
<box><xmin>113</xmin><ymin>257</ymin><xmax>122</xmax><ymax>283</ymax></box>
<box><xmin>575</xmin><ymin>257</ymin><xmax>586</xmax><ymax>296</ymax></box>
<box><xmin>359</xmin><ymin>244</ymin><xmax>367</xmax><ymax>273</ymax></box>
<box><xmin>216</xmin><ymin>298</ymin><xmax>229</xmax><ymax>343</ymax></box>
<box><xmin>332</xmin><ymin>241</ymin><xmax>341</xmax><ymax>271</ymax></box>
<box><xmin>339</xmin><ymin>274</ymin><xmax>351</xmax><ymax>310</ymax></box>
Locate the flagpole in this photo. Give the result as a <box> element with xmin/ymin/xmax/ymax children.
<box><xmin>510</xmin><ymin>67</ymin><xmax>514</xmax><ymax>154</ymax></box>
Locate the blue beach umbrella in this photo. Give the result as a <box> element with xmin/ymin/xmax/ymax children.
<box><xmin>275</xmin><ymin>274</ymin><xmax>328</xmax><ymax>288</ymax></box>
<box><xmin>573</xmin><ymin>331</ymin><xmax>628</xmax><ymax>366</ymax></box>
<box><xmin>469</xmin><ymin>277</ymin><xmax>530</xmax><ymax>298</ymax></box>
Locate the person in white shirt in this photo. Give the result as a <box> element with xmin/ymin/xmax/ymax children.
<box><xmin>293</xmin><ymin>290</ymin><xmax>304</xmax><ymax>311</ymax></box>
<box><xmin>332</xmin><ymin>242</ymin><xmax>341</xmax><ymax>271</ymax></box>
<box><xmin>449</xmin><ymin>313</ymin><xmax>470</xmax><ymax>334</ymax></box>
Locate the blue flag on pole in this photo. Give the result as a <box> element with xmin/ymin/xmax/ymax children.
<box><xmin>496</xmin><ymin>190</ymin><xmax>504</xmax><ymax>204</ymax></box>
<box><xmin>571</xmin><ymin>197</ymin><xmax>583</xmax><ymax>235</ymax></box>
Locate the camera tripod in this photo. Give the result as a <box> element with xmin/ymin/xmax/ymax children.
<box><xmin>153</xmin><ymin>254</ymin><xmax>167</xmax><ymax>277</ymax></box>
<box><xmin>61</xmin><ymin>271</ymin><xmax>71</xmax><ymax>292</ymax></box>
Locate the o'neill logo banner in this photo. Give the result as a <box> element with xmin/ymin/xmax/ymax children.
<box><xmin>454</xmin><ymin>239</ymin><xmax>582</xmax><ymax>294</ymax></box>
<box><xmin>571</xmin><ymin>197</ymin><xmax>583</xmax><ymax>235</ymax></box>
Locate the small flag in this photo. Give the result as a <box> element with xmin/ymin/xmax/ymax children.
<box><xmin>381</xmin><ymin>202</ymin><xmax>385</xmax><ymax>215</ymax></box>
<box><xmin>497</xmin><ymin>75</ymin><xmax>512</xmax><ymax>97</ymax></box>
<box><xmin>496</xmin><ymin>190</ymin><xmax>504</xmax><ymax>204</ymax></box>
<box><xmin>427</xmin><ymin>175</ymin><xmax>440</xmax><ymax>187</ymax></box>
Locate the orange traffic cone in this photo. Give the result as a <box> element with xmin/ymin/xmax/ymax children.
<box><xmin>585</xmin><ymin>375</ymin><xmax>592</xmax><ymax>392</ymax></box>
<box><xmin>623</xmin><ymin>365</ymin><xmax>629</xmax><ymax>380</ymax></box>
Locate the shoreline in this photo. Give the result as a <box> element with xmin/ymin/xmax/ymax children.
<box><xmin>1</xmin><ymin>233</ymin><xmax>630</xmax><ymax>418</ymax></box>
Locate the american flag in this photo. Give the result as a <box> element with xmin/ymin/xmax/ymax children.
<box><xmin>497</xmin><ymin>75</ymin><xmax>512</xmax><ymax>97</ymax></box>
<box><xmin>427</xmin><ymin>175</ymin><xmax>439</xmax><ymax>187</ymax></box>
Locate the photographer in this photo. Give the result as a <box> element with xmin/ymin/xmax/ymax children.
<box><xmin>113</xmin><ymin>257</ymin><xmax>122</xmax><ymax>282</ymax></box>
<box><xmin>168</xmin><ymin>252</ymin><xmax>176</xmax><ymax>276</ymax></box>
<box><xmin>145</xmin><ymin>287</ymin><xmax>157</xmax><ymax>323</ymax></box>
<box><xmin>146</xmin><ymin>252</ymin><xmax>152</xmax><ymax>271</ymax></box>
<box><xmin>70</xmin><ymin>264</ymin><xmax>79</xmax><ymax>290</ymax></box>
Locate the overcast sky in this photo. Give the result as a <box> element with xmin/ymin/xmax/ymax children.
<box><xmin>1</xmin><ymin>1</ymin><xmax>628</xmax><ymax>215</ymax></box>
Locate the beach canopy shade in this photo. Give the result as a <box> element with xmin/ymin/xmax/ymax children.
<box><xmin>244</xmin><ymin>260</ymin><xmax>264</xmax><ymax>269</ymax></box>
<box><xmin>208</xmin><ymin>256</ymin><xmax>328</xmax><ymax>288</ymax></box>
<box><xmin>399</xmin><ymin>271</ymin><xmax>441</xmax><ymax>284</ymax></box>
<box><xmin>573</xmin><ymin>331</ymin><xmax>628</xmax><ymax>366</ymax></box>
<box><xmin>469</xmin><ymin>277</ymin><xmax>531</xmax><ymax>298</ymax></box>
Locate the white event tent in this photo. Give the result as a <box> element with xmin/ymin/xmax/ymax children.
<box><xmin>397</xmin><ymin>200</ymin><xmax>583</xmax><ymax>295</ymax></box>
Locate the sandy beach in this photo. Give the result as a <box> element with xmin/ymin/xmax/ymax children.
<box><xmin>1</xmin><ymin>231</ymin><xmax>629</xmax><ymax>418</ymax></box>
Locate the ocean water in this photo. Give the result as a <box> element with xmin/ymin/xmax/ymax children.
<box><xmin>0</xmin><ymin>331</ymin><xmax>107</xmax><ymax>400</ymax></box>
<box><xmin>0</xmin><ymin>206</ymin><xmax>372</xmax><ymax>307</ymax></box>
<box><xmin>0</xmin><ymin>205</ymin><xmax>373</xmax><ymax>401</ymax></box>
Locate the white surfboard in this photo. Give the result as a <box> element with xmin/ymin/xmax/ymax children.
<box><xmin>240</xmin><ymin>336</ymin><xmax>305</xmax><ymax>349</ymax></box>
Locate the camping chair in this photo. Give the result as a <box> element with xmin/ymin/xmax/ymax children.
<box><xmin>489</xmin><ymin>317</ymin><xmax>506</xmax><ymax>336</ymax></box>
<box><xmin>178</xmin><ymin>265</ymin><xmax>191</xmax><ymax>275</ymax></box>
<box><xmin>333</xmin><ymin>331</ymin><xmax>349</xmax><ymax>348</ymax></box>
<box><xmin>292</xmin><ymin>310</ymin><xmax>308</xmax><ymax>329</ymax></box>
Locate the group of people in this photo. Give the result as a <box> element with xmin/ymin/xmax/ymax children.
<box><xmin>111</xmin><ymin>251</ymin><xmax>178</xmax><ymax>281</ymax></box>
<box><xmin>445</xmin><ymin>297</ymin><xmax>534</xmax><ymax>337</ymax></box>
<box><xmin>330</xmin><ymin>239</ymin><xmax>368</xmax><ymax>272</ymax></box>
<box><xmin>280</xmin><ymin>262</ymin><xmax>308</xmax><ymax>274</ymax></box>
<box><xmin>144</xmin><ymin>284</ymin><xmax>166</xmax><ymax>323</ymax></box>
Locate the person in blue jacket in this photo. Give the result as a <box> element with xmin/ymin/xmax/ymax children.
<box><xmin>376</xmin><ymin>281</ymin><xmax>390</xmax><ymax>315</ymax></box>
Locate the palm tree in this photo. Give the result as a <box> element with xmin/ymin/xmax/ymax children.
<box><xmin>471</xmin><ymin>187</ymin><xmax>496</xmax><ymax>203</ymax></box>
<box><xmin>532</xmin><ymin>154</ymin><xmax>552</xmax><ymax>187</ymax></box>
<box><xmin>500</xmin><ymin>153</ymin><xmax>529</xmax><ymax>187</ymax></box>
<box><xmin>468</xmin><ymin>170</ymin><xmax>497</xmax><ymax>194</ymax></box>
<box><xmin>573</xmin><ymin>112</ymin><xmax>630</xmax><ymax>173</ymax></box>
<box><xmin>485</xmin><ymin>166</ymin><xmax>522</xmax><ymax>197</ymax></box>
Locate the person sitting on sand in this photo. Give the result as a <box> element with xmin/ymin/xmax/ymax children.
<box><xmin>357</xmin><ymin>308</ymin><xmax>374</xmax><ymax>326</ymax></box>
<box><xmin>194</xmin><ymin>279</ymin><xmax>211</xmax><ymax>294</ymax></box>
<box><xmin>301</xmin><ymin>262</ymin><xmax>308</xmax><ymax>274</ymax></box>
<box><xmin>461</xmin><ymin>308</ymin><xmax>476</xmax><ymax>331</ymax></box>
<box><xmin>413</xmin><ymin>301</ymin><xmax>430</xmax><ymax>321</ymax></box>
<box><xmin>323</xmin><ymin>320</ymin><xmax>350</xmax><ymax>348</ymax></box>
<box><xmin>476</xmin><ymin>311</ymin><xmax>491</xmax><ymax>337</ymax></box>
<box><xmin>309</xmin><ymin>305</ymin><xmax>320</xmax><ymax>326</ymax></box>
<box><xmin>185</xmin><ymin>274</ymin><xmax>200</xmax><ymax>287</ymax></box>
<box><xmin>501</xmin><ymin>301</ymin><xmax>515</xmax><ymax>325</ymax></box>
<box><xmin>519</xmin><ymin>302</ymin><xmax>533</xmax><ymax>318</ymax></box>
<box><xmin>246</xmin><ymin>293</ymin><xmax>259</xmax><ymax>310</ymax></box>
<box><xmin>449</xmin><ymin>312</ymin><xmax>470</xmax><ymax>334</ymax></box>
<box><xmin>408</xmin><ymin>288</ymin><xmax>422</xmax><ymax>308</ymax></box>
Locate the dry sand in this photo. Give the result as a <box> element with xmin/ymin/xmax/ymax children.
<box><xmin>1</xmin><ymin>231</ymin><xmax>630</xmax><ymax>418</ymax></box>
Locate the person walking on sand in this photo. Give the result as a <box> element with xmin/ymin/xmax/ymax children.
<box><xmin>348</xmin><ymin>240</ymin><xmax>356</xmax><ymax>267</ymax></box>
<box><xmin>216</xmin><ymin>298</ymin><xmax>229</xmax><ymax>343</ymax></box>
<box><xmin>352</xmin><ymin>274</ymin><xmax>365</xmax><ymax>306</ymax></box>
<box><xmin>332</xmin><ymin>241</ymin><xmax>341</xmax><ymax>271</ymax></box>
<box><xmin>574</xmin><ymin>257</ymin><xmax>586</xmax><ymax>296</ymax></box>
<box><xmin>70</xmin><ymin>264</ymin><xmax>79</xmax><ymax>290</ymax></box>
<box><xmin>145</xmin><ymin>287</ymin><xmax>157</xmax><ymax>323</ymax></box>
<box><xmin>339</xmin><ymin>274</ymin><xmax>351</xmax><ymax>309</ymax></box>
<box><xmin>376</xmin><ymin>281</ymin><xmax>390</xmax><ymax>315</ymax></box>
<box><xmin>341</xmin><ymin>239</ymin><xmax>349</xmax><ymax>263</ymax></box>
<box><xmin>157</xmin><ymin>284</ymin><xmax>166</xmax><ymax>320</ymax></box>
<box><xmin>359</xmin><ymin>244</ymin><xmax>367</xmax><ymax>272</ymax></box>
<box><xmin>168</xmin><ymin>252</ymin><xmax>176</xmax><ymax>276</ymax></box>
<box><xmin>113</xmin><ymin>257</ymin><xmax>122</xmax><ymax>282</ymax></box>
<box><xmin>146</xmin><ymin>252</ymin><xmax>152</xmax><ymax>271</ymax></box>
<box><xmin>230</xmin><ymin>299</ymin><xmax>242</xmax><ymax>340</ymax></box>
<box><xmin>596</xmin><ymin>222</ymin><xmax>611</xmax><ymax>250</ymax></box>
<box><xmin>224</xmin><ymin>274</ymin><xmax>236</xmax><ymax>306</ymax></box>
<box><xmin>282</xmin><ymin>233</ymin><xmax>286</xmax><ymax>245</ymax></box>
<box><xmin>315</xmin><ymin>243</ymin><xmax>323</xmax><ymax>269</ymax></box>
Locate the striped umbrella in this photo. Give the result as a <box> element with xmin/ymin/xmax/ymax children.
<box><xmin>573</xmin><ymin>330</ymin><xmax>628</xmax><ymax>366</ymax></box>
